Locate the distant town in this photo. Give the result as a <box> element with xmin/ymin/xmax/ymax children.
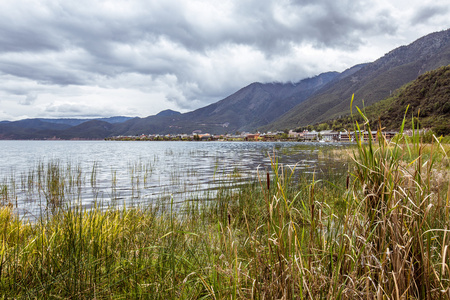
<box><xmin>106</xmin><ymin>129</ymin><xmax>399</xmax><ymax>142</ymax></box>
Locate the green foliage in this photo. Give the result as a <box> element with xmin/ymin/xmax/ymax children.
<box><xmin>316</xmin><ymin>122</ymin><xmax>329</xmax><ymax>131</ymax></box>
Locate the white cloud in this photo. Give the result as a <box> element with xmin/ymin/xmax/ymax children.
<box><xmin>0</xmin><ymin>0</ymin><xmax>448</xmax><ymax>120</ymax></box>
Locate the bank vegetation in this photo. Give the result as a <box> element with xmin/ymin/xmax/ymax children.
<box><xmin>0</xmin><ymin>109</ymin><xmax>449</xmax><ymax>299</ymax></box>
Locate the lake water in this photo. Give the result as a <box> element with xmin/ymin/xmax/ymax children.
<box><xmin>0</xmin><ymin>140</ymin><xmax>348</xmax><ymax>219</ymax></box>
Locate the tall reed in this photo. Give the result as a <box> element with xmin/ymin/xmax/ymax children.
<box><xmin>344</xmin><ymin>98</ymin><xmax>450</xmax><ymax>298</ymax></box>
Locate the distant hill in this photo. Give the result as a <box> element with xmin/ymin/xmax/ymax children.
<box><xmin>36</xmin><ymin>116</ymin><xmax>134</xmax><ymax>126</ymax></box>
<box><xmin>0</xmin><ymin>119</ymin><xmax>72</xmax><ymax>139</ymax></box>
<box><xmin>55</xmin><ymin>120</ymin><xmax>115</xmax><ymax>140</ymax></box>
<box><xmin>0</xmin><ymin>116</ymin><xmax>132</xmax><ymax>139</ymax></box>
<box><xmin>316</xmin><ymin>65</ymin><xmax>450</xmax><ymax>135</ymax></box>
<box><xmin>156</xmin><ymin>110</ymin><xmax>181</xmax><ymax>117</ymax></box>
<box><xmin>264</xmin><ymin>28</ymin><xmax>450</xmax><ymax>131</ymax></box>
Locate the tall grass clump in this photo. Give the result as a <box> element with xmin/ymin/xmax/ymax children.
<box><xmin>344</xmin><ymin>96</ymin><xmax>450</xmax><ymax>298</ymax></box>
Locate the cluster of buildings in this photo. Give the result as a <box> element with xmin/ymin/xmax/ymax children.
<box><xmin>287</xmin><ymin>130</ymin><xmax>398</xmax><ymax>142</ymax></box>
<box><xmin>107</xmin><ymin>129</ymin><xmax>399</xmax><ymax>142</ymax></box>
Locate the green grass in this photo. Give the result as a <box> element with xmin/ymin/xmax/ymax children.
<box><xmin>0</xmin><ymin>108</ymin><xmax>449</xmax><ymax>298</ymax></box>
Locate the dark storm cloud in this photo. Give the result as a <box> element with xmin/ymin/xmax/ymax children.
<box><xmin>0</xmin><ymin>29</ymin><xmax>62</xmax><ymax>53</ymax></box>
<box><xmin>0</xmin><ymin>0</ymin><xmax>391</xmax><ymax>84</ymax></box>
<box><xmin>411</xmin><ymin>5</ymin><xmax>449</xmax><ymax>24</ymax></box>
<box><xmin>0</xmin><ymin>60</ymin><xmax>87</xmax><ymax>86</ymax></box>
<box><xmin>0</xmin><ymin>3</ymin><xmax>63</xmax><ymax>53</ymax></box>
<box><xmin>1</xmin><ymin>0</ymin><xmax>396</xmax><ymax>67</ymax></box>
<box><xmin>120</xmin><ymin>0</ymin><xmax>398</xmax><ymax>53</ymax></box>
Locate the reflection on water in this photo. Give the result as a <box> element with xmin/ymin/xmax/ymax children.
<box><xmin>0</xmin><ymin>141</ymin><xmax>349</xmax><ymax>219</ymax></box>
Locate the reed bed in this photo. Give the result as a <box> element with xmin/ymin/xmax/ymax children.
<box><xmin>0</xmin><ymin>114</ymin><xmax>449</xmax><ymax>299</ymax></box>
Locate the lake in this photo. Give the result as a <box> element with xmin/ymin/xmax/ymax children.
<box><xmin>0</xmin><ymin>140</ymin><xmax>348</xmax><ymax>219</ymax></box>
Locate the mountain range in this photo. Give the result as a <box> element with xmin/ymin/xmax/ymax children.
<box><xmin>1</xmin><ymin>28</ymin><xmax>449</xmax><ymax>139</ymax></box>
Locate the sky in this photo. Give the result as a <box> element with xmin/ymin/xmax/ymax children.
<box><xmin>0</xmin><ymin>0</ymin><xmax>449</xmax><ymax>121</ymax></box>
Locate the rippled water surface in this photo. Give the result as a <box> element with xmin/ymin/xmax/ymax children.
<box><xmin>0</xmin><ymin>140</ymin><xmax>348</xmax><ymax>219</ymax></box>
